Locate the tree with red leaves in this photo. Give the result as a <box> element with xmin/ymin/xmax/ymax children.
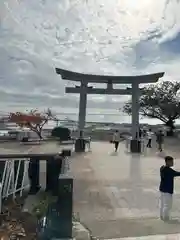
<box><xmin>9</xmin><ymin>108</ymin><xmax>56</xmax><ymax>139</ymax></box>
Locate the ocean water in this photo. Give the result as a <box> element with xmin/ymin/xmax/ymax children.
<box><xmin>2</xmin><ymin>107</ymin><xmax>163</xmax><ymax>125</ymax></box>
<box><xmin>56</xmin><ymin>113</ymin><xmax>162</xmax><ymax>124</ymax></box>
<box><xmin>0</xmin><ymin>130</ymin><xmax>9</xmax><ymax>136</ymax></box>
<box><xmin>54</xmin><ymin>108</ymin><xmax>179</xmax><ymax>125</ymax></box>
<box><xmin>2</xmin><ymin>107</ymin><xmax>180</xmax><ymax>129</ymax></box>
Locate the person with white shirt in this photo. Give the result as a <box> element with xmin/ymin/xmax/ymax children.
<box><xmin>113</xmin><ymin>130</ymin><xmax>120</xmax><ymax>152</ymax></box>
<box><xmin>147</xmin><ymin>128</ymin><xmax>153</xmax><ymax>148</ymax></box>
<box><xmin>86</xmin><ymin>136</ymin><xmax>91</xmax><ymax>151</ymax></box>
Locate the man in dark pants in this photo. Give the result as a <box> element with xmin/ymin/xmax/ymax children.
<box><xmin>156</xmin><ymin>130</ymin><xmax>164</xmax><ymax>152</ymax></box>
<box><xmin>159</xmin><ymin>156</ymin><xmax>180</xmax><ymax>221</ymax></box>
<box><xmin>147</xmin><ymin>128</ymin><xmax>153</xmax><ymax>148</ymax></box>
<box><xmin>113</xmin><ymin>130</ymin><xmax>120</xmax><ymax>152</ymax></box>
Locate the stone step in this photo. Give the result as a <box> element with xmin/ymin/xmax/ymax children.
<box><xmin>105</xmin><ymin>233</ymin><xmax>180</xmax><ymax>239</ymax></box>
<box><xmin>82</xmin><ymin>217</ymin><xmax>180</xmax><ymax>239</ymax></box>
<box><xmin>23</xmin><ymin>193</ymin><xmax>90</xmax><ymax>240</ymax></box>
<box><xmin>22</xmin><ymin>190</ymin><xmax>46</xmax><ymax>213</ymax></box>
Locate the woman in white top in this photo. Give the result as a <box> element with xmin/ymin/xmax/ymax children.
<box><xmin>146</xmin><ymin>128</ymin><xmax>153</xmax><ymax>148</ymax></box>
<box><xmin>113</xmin><ymin>130</ymin><xmax>120</xmax><ymax>152</ymax></box>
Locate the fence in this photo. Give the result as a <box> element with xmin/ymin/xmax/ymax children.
<box><xmin>125</xmin><ymin>137</ymin><xmax>146</xmax><ymax>153</ymax></box>
<box><xmin>0</xmin><ymin>150</ymin><xmax>71</xmax><ymax>213</ymax></box>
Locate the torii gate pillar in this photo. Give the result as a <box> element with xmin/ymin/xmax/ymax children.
<box><xmin>78</xmin><ymin>81</ymin><xmax>88</xmax><ymax>137</ymax></box>
<box><xmin>131</xmin><ymin>82</ymin><xmax>141</xmax><ymax>152</ymax></box>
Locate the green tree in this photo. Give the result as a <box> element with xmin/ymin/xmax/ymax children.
<box><xmin>123</xmin><ymin>81</ymin><xmax>180</xmax><ymax>136</ymax></box>
<box><xmin>51</xmin><ymin>126</ymin><xmax>71</xmax><ymax>141</ymax></box>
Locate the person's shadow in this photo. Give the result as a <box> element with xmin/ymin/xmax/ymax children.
<box><xmin>110</xmin><ymin>151</ymin><xmax>118</xmax><ymax>156</ymax></box>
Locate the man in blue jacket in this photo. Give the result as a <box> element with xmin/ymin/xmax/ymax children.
<box><xmin>159</xmin><ymin>156</ymin><xmax>180</xmax><ymax>221</ymax></box>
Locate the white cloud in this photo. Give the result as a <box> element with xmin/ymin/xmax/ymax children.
<box><xmin>0</xmin><ymin>0</ymin><xmax>180</xmax><ymax>116</ymax></box>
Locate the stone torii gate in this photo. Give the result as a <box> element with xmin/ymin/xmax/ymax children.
<box><xmin>56</xmin><ymin>68</ymin><xmax>164</xmax><ymax>152</ymax></box>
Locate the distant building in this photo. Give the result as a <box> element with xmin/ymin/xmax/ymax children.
<box><xmin>0</xmin><ymin>121</ymin><xmax>8</xmax><ymax>130</ymax></box>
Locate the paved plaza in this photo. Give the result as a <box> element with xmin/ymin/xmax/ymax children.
<box><xmin>1</xmin><ymin>139</ymin><xmax>180</xmax><ymax>239</ymax></box>
<box><xmin>0</xmin><ymin>140</ymin><xmax>73</xmax><ymax>155</ymax></box>
<box><xmin>71</xmin><ymin>141</ymin><xmax>180</xmax><ymax>239</ymax></box>
<box><xmin>110</xmin><ymin>234</ymin><xmax>180</xmax><ymax>239</ymax></box>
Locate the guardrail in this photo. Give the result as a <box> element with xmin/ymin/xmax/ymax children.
<box><xmin>125</xmin><ymin>137</ymin><xmax>146</xmax><ymax>153</ymax></box>
<box><xmin>0</xmin><ymin>150</ymin><xmax>71</xmax><ymax>213</ymax></box>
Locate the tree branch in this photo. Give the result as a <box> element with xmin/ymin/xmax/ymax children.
<box><xmin>140</xmin><ymin>108</ymin><xmax>167</xmax><ymax>123</ymax></box>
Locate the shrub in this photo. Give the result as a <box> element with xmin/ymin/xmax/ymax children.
<box><xmin>51</xmin><ymin>127</ymin><xmax>71</xmax><ymax>141</ymax></box>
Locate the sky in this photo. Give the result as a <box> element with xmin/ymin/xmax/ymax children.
<box><xmin>0</xmin><ymin>0</ymin><xmax>180</xmax><ymax>122</ymax></box>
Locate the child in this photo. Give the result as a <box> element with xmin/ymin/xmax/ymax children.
<box><xmin>159</xmin><ymin>156</ymin><xmax>180</xmax><ymax>221</ymax></box>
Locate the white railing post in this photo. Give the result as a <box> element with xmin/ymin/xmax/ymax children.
<box><xmin>1</xmin><ymin>158</ymin><xmax>30</xmax><ymax>200</ymax></box>
<box><xmin>6</xmin><ymin>160</ymin><xmax>15</xmax><ymax>198</ymax></box>
<box><xmin>1</xmin><ymin>161</ymin><xmax>8</xmax><ymax>195</ymax></box>
<box><xmin>11</xmin><ymin>160</ymin><xmax>15</xmax><ymax>196</ymax></box>
<box><xmin>13</xmin><ymin>159</ymin><xmax>21</xmax><ymax>198</ymax></box>
<box><xmin>20</xmin><ymin>159</ymin><xmax>29</xmax><ymax>196</ymax></box>
<box><xmin>3</xmin><ymin>161</ymin><xmax>11</xmax><ymax>198</ymax></box>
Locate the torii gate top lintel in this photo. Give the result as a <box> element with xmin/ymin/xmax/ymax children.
<box><xmin>56</xmin><ymin>68</ymin><xmax>164</xmax><ymax>84</ymax></box>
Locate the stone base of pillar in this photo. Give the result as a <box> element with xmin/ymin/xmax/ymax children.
<box><xmin>130</xmin><ymin>139</ymin><xmax>141</xmax><ymax>153</ymax></box>
<box><xmin>75</xmin><ymin>139</ymin><xmax>86</xmax><ymax>152</ymax></box>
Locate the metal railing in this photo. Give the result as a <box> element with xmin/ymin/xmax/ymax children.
<box><xmin>2</xmin><ymin>160</ymin><xmax>28</xmax><ymax>197</ymax></box>
<box><xmin>125</xmin><ymin>136</ymin><xmax>146</xmax><ymax>153</ymax></box>
<box><xmin>0</xmin><ymin>151</ymin><xmax>71</xmax><ymax>213</ymax></box>
<box><xmin>0</xmin><ymin>157</ymin><xmax>29</xmax><ymax>212</ymax></box>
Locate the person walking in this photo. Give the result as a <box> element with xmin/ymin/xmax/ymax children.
<box><xmin>113</xmin><ymin>130</ymin><xmax>120</xmax><ymax>152</ymax></box>
<box><xmin>146</xmin><ymin>128</ymin><xmax>153</xmax><ymax>148</ymax></box>
<box><xmin>142</xmin><ymin>129</ymin><xmax>147</xmax><ymax>138</ymax></box>
<box><xmin>156</xmin><ymin>130</ymin><xmax>164</xmax><ymax>152</ymax></box>
<box><xmin>86</xmin><ymin>136</ymin><xmax>91</xmax><ymax>151</ymax></box>
<box><xmin>139</xmin><ymin>128</ymin><xmax>142</xmax><ymax>139</ymax></box>
<box><xmin>159</xmin><ymin>156</ymin><xmax>180</xmax><ymax>221</ymax></box>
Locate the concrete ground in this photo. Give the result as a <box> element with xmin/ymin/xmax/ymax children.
<box><xmin>2</xmin><ymin>139</ymin><xmax>180</xmax><ymax>239</ymax></box>
<box><xmin>110</xmin><ymin>233</ymin><xmax>180</xmax><ymax>239</ymax></box>
<box><xmin>0</xmin><ymin>140</ymin><xmax>74</xmax><ymax>155</ymax></box>
<box><xmin>71</xmin><ymin>141</ymin><xmax>180</xmax><ymax>239</ymax></box>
